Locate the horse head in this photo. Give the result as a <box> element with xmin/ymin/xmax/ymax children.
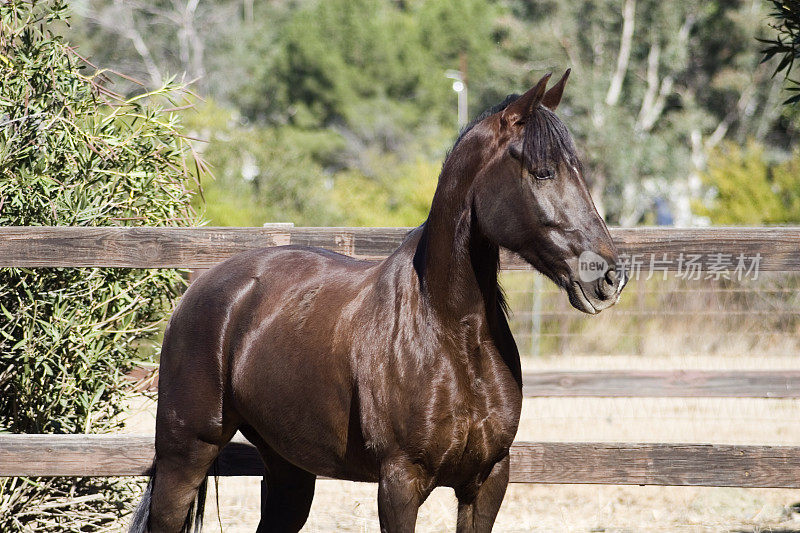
<box><xmin>470</xmin><ymin>70</ymin><xmax>626</xmax><ymax>314</ymax></box>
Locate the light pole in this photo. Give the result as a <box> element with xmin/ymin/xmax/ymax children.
<box><xmin>445</xmin><ymin>69</ymin><xmax>468</xmax><ymax>129</ymax></box>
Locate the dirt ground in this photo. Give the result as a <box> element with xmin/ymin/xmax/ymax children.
<box><xmin>124</xmin><ymin>355</ymin><xmax>800</xmax><ymax>532</ymax></box>
<box><xmin>191</xmin><ymin>479</ymin><xmax>800</xmax><ymax>533</ymax></box>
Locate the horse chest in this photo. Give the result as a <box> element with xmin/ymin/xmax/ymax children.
<box><xmin>408</xmin><ymin>350</ymin><xmax>521</xmax><ymax>481</ymax></box>
<box><xmin>436</xmin><ymin>376</ymin><xmax>519</xmax><ymax>472</ymax></box>
<box><xmin>354</xmin><ymin>307</ymin><xmax>522</xmax><ymax>482</ymax></box>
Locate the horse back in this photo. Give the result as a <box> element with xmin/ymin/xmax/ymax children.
<box><xmin>158</xmin><ymin>245</ymin><xmax>381</xmax><ymax>478</ymax></box>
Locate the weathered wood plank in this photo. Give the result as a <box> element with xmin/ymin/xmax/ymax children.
<box><xmin>522</xmin><ymin>370</ymin><xmax>800</xmax><ymax>398</ymax></box>
<box><xmin>0</xmin><ymin>434</ymin><xmax>156</xmax><ymax>477</ymax></box>
<box><xmin>0</xmin><ymin>226</ymin><xmax>410</xmax><ymax>268</ymax></box>
<box><xmin>0</xmin><ymin>434</ymin><xmax>263</xmax><ymax>477</ymax></box>
<box><xmin>508</xmin><ymin>442</ymin><xmax>800</xmax><ymax>488</ymax></box>
<box><xmin>3</xmin><ymin>435</ymin><xmax>800</xmax><ymax>487</ymax></box>
<box><xmin>1</xmin><ymin>226</ymin><xmax>799</xmax><ymax>270</ymax></box>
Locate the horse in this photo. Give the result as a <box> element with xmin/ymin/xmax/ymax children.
<box><xmin>129</xmin><ymin>70</ymin><xmax>626</xmax><ymax>533</ymax></box>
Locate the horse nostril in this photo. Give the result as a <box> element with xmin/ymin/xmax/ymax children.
<box><xmin>604</xmin><ymin>268</ymin><xmax>617</xmax><ymax>286</ymax></box>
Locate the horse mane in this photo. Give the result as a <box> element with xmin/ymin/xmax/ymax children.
<box><xmin>496</xmin><ymin>283</ymin><xmax>510</xmax><ymax>320</ymax></box>
<box><xmin>452</xmin><ymin>94</ymin><xmax>520</xmax><ymax>150</ymax></box>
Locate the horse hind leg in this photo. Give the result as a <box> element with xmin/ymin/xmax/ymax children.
<box><xmin>138</xmin><ymin>297</ymin><xmax>243</xmax><ymax>532</ymax></box>
<box><xmin>144</xmin><ymin>431</ymin><xmax>234</xmax><ymax>533</ymax></box>
<box><xmin>239</xmin><ymin>426</ymin><xmax>316</xmax><ymax>533</ymax></box>
<box><xmin>144</xmin><ymin>376</ymin><xmax>240</xmax><ymax>531</ymax></box>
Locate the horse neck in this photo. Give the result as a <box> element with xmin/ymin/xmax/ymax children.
<box><xmin>415</xmin><ymin>144</ymin><xmax>500</xmax><ymax>321</ymax></box>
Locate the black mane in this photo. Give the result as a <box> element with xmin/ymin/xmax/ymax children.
<box><xmin>453</xmin><ymin>94</ymin><xmax>519</xmax><ymax>149</ymax></box>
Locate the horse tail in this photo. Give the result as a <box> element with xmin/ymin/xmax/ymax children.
<box><xmin>127</xmin><ymin>461</ymin><xmax>209</xmax><ymax>533</ymax></box>
<box><xmin>128</xmin><ymin>464</ymin><xmax>154</xmax><ymax>533</ymax></box>
<box><xmin>182</xmin><ymin>475</ymin><xmax>208</xmax><ymax>533</ymax></box>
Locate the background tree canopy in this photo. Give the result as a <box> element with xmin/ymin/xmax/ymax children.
<box><xmin>68</xmin><ymin>0</ymin><xmax>800</xmax><ymax>227</ymax></box>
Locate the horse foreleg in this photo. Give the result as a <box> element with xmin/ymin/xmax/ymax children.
<box><xmin>456</xmin><ymin>455</ymin><xmax>510</xmax><ymax>533</ymax></box>
<box><xmin>377</xmin><ymin>457</ymin><xmax>427</xmax><ymax>533</ymax></box>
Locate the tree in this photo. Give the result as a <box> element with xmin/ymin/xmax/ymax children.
<box><xmin>181</xmin><ymin>101</ymin><xmax>341</xmax><ymax>226</ymax></box>
<box><xmin>0</xmin><ymin>2</ymin><xmax>202</xmax><ymax>529</ymax></box>
<box><xmin>69</xmin><ymin>0</ymin><xmax>246</xmax><ymax>94</ymax></box>
<box><xmin>494</xmin><ymin>0</ymin><xmax>791</xmax><ymax>226</ymax></box>
<box><xmin>67</xmin><ymin>0</ymin><xmax>798</xmax><ymax>229</ymax></box>
<box><xmin>331</xmin><ymin>157</ymin><xmax>440</xmax><ymax>226</ymax></box>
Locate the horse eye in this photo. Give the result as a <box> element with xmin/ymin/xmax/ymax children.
<box><xmin>532</xmin><ymin>168</ymin><xmax>555</xmax><ymax>180</ymax></box>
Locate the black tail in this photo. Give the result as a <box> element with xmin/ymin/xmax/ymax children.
<box><xmin>128</xmin><ymin>472</ymin><xmax>153</xmax><ymax>533</ymax></box>
<box><xmin>128</xmin><ymin>462</ymin><xmax>209</xmax><ymax>533</ymax></box>
<box><xmin>183</xmin><ymin>475</ymin><xmax>208</xmax><ymax>533</ymax></box>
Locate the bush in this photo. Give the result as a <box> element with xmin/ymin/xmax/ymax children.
<box><xmin>695</xmin><ymin>141</ymin><xmax>800</xmax><ymax>225</ymax></box>
<box><xmin>0</xmin><ymin>1</ymin><xmax>202</xmax><ymax>530</ymax></box>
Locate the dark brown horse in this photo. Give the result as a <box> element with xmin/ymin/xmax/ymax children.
<box><xmin>129</xmin><ymin>71</ymin><xmax>626</xmax><ymax>533</ymax></box>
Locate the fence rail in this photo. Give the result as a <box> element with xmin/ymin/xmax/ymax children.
<box><xmin>130</xmin><ymin>369</ymin><xmax>800</xmax><ymax>398</ymax></box>
<box><xmin>522</xmin><ymin>370</ymin><xmax>800</xmax><ymax>398</ymax></box>
<box><xmin>1</xmin><ymin>226</ymin><xmax>799</xmax><ymax>270</ymax></box>
<box><xmin>2</xmin><ymin>435</ymin><xmax>800</xmax><ymax>488</ymax></box>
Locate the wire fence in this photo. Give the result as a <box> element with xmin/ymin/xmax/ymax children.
<box><xmin>501</xmin><ymin>271</ymin><xmax>800</xmax><ymax>447</ymax></box>
<box><xmin>503</xmin><ymin>271</ymin><xmax>800</xmax><ymax>359</ymax></box>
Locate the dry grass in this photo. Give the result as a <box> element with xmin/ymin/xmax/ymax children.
<box><xmin>123</xmin><ymin>353</ymin><xmax>800</xmax><ymax>532</ymax></box>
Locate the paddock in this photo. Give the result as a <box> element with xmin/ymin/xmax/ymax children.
<box><xmin>1</xmin><ymin>225</ymin><xmax>799</xmax><ymax>530</ymax></box>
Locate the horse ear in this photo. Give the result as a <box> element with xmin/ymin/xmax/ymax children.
<box><xmin>502</xmin><ymin>72</ymin><xmax>552</xmax><ymax>124</ymax></box>
<box><xmin>541</xmin><ymin>68</ymin><xmax>571</xmax><ymax>111</ymax></box>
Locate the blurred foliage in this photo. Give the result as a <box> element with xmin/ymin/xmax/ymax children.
<box><xmin>68</xmin><ymin>0</ymin><xmax>799</xmax><ymax>228</ymax></box>
<box><xmin>0</xmin><ymin>1</ymin><xmax>201</xmax><ymax>530</ymax></box>
<box><xmin>182</xmin><ymin>101</ymin><xmax>339</xmax><ymax>226</ymax></box>
<box><xmin>496</xmin><ymin>0</ymin><xmax>796</xmax><ymax>225</ymax></box>
<box><xmin>247</xmin><ymin>0</ymin><xmax>495</xmax><ymax>128</ymax></box>
<box><xmin>332</xmin><ymin>157</ymin><xmax>440</xmax><ymax>226</ymax></box>
<box><xmin>696</xmin><ymin>141</ymin><xmax>800</xmax><ymax>224</ymax></box>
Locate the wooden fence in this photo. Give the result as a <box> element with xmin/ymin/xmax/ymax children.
<box><xmin>1</xmin><ymin>225</ymin><xmax>800</xmax><ymax>488</ymax></box>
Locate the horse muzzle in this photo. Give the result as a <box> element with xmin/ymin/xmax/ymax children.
<box><xmin>566</xmin><ymin>264</ymin><xmax>628</xmax><ymax>315</ymax></box>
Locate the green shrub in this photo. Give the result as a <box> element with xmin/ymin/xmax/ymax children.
<box><xmin>0</xmin><ymin>1</ymin><xmax>202</xmax><ymax>530</ymax></box>
<box><xmin>696</xmin><ymin>141</ymin><xmax>800</xmax><ymax>225</ymax></box>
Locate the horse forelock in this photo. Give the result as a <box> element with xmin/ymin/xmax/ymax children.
<box><xmin>522</xmin><ymin>106</ymin><xmax>579</xmax><ymax>172</ymax></box>
<box><xmin>449</xmin><ymin>95</ymin><xmax>578</xmax><ymax>174</ymax></box>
